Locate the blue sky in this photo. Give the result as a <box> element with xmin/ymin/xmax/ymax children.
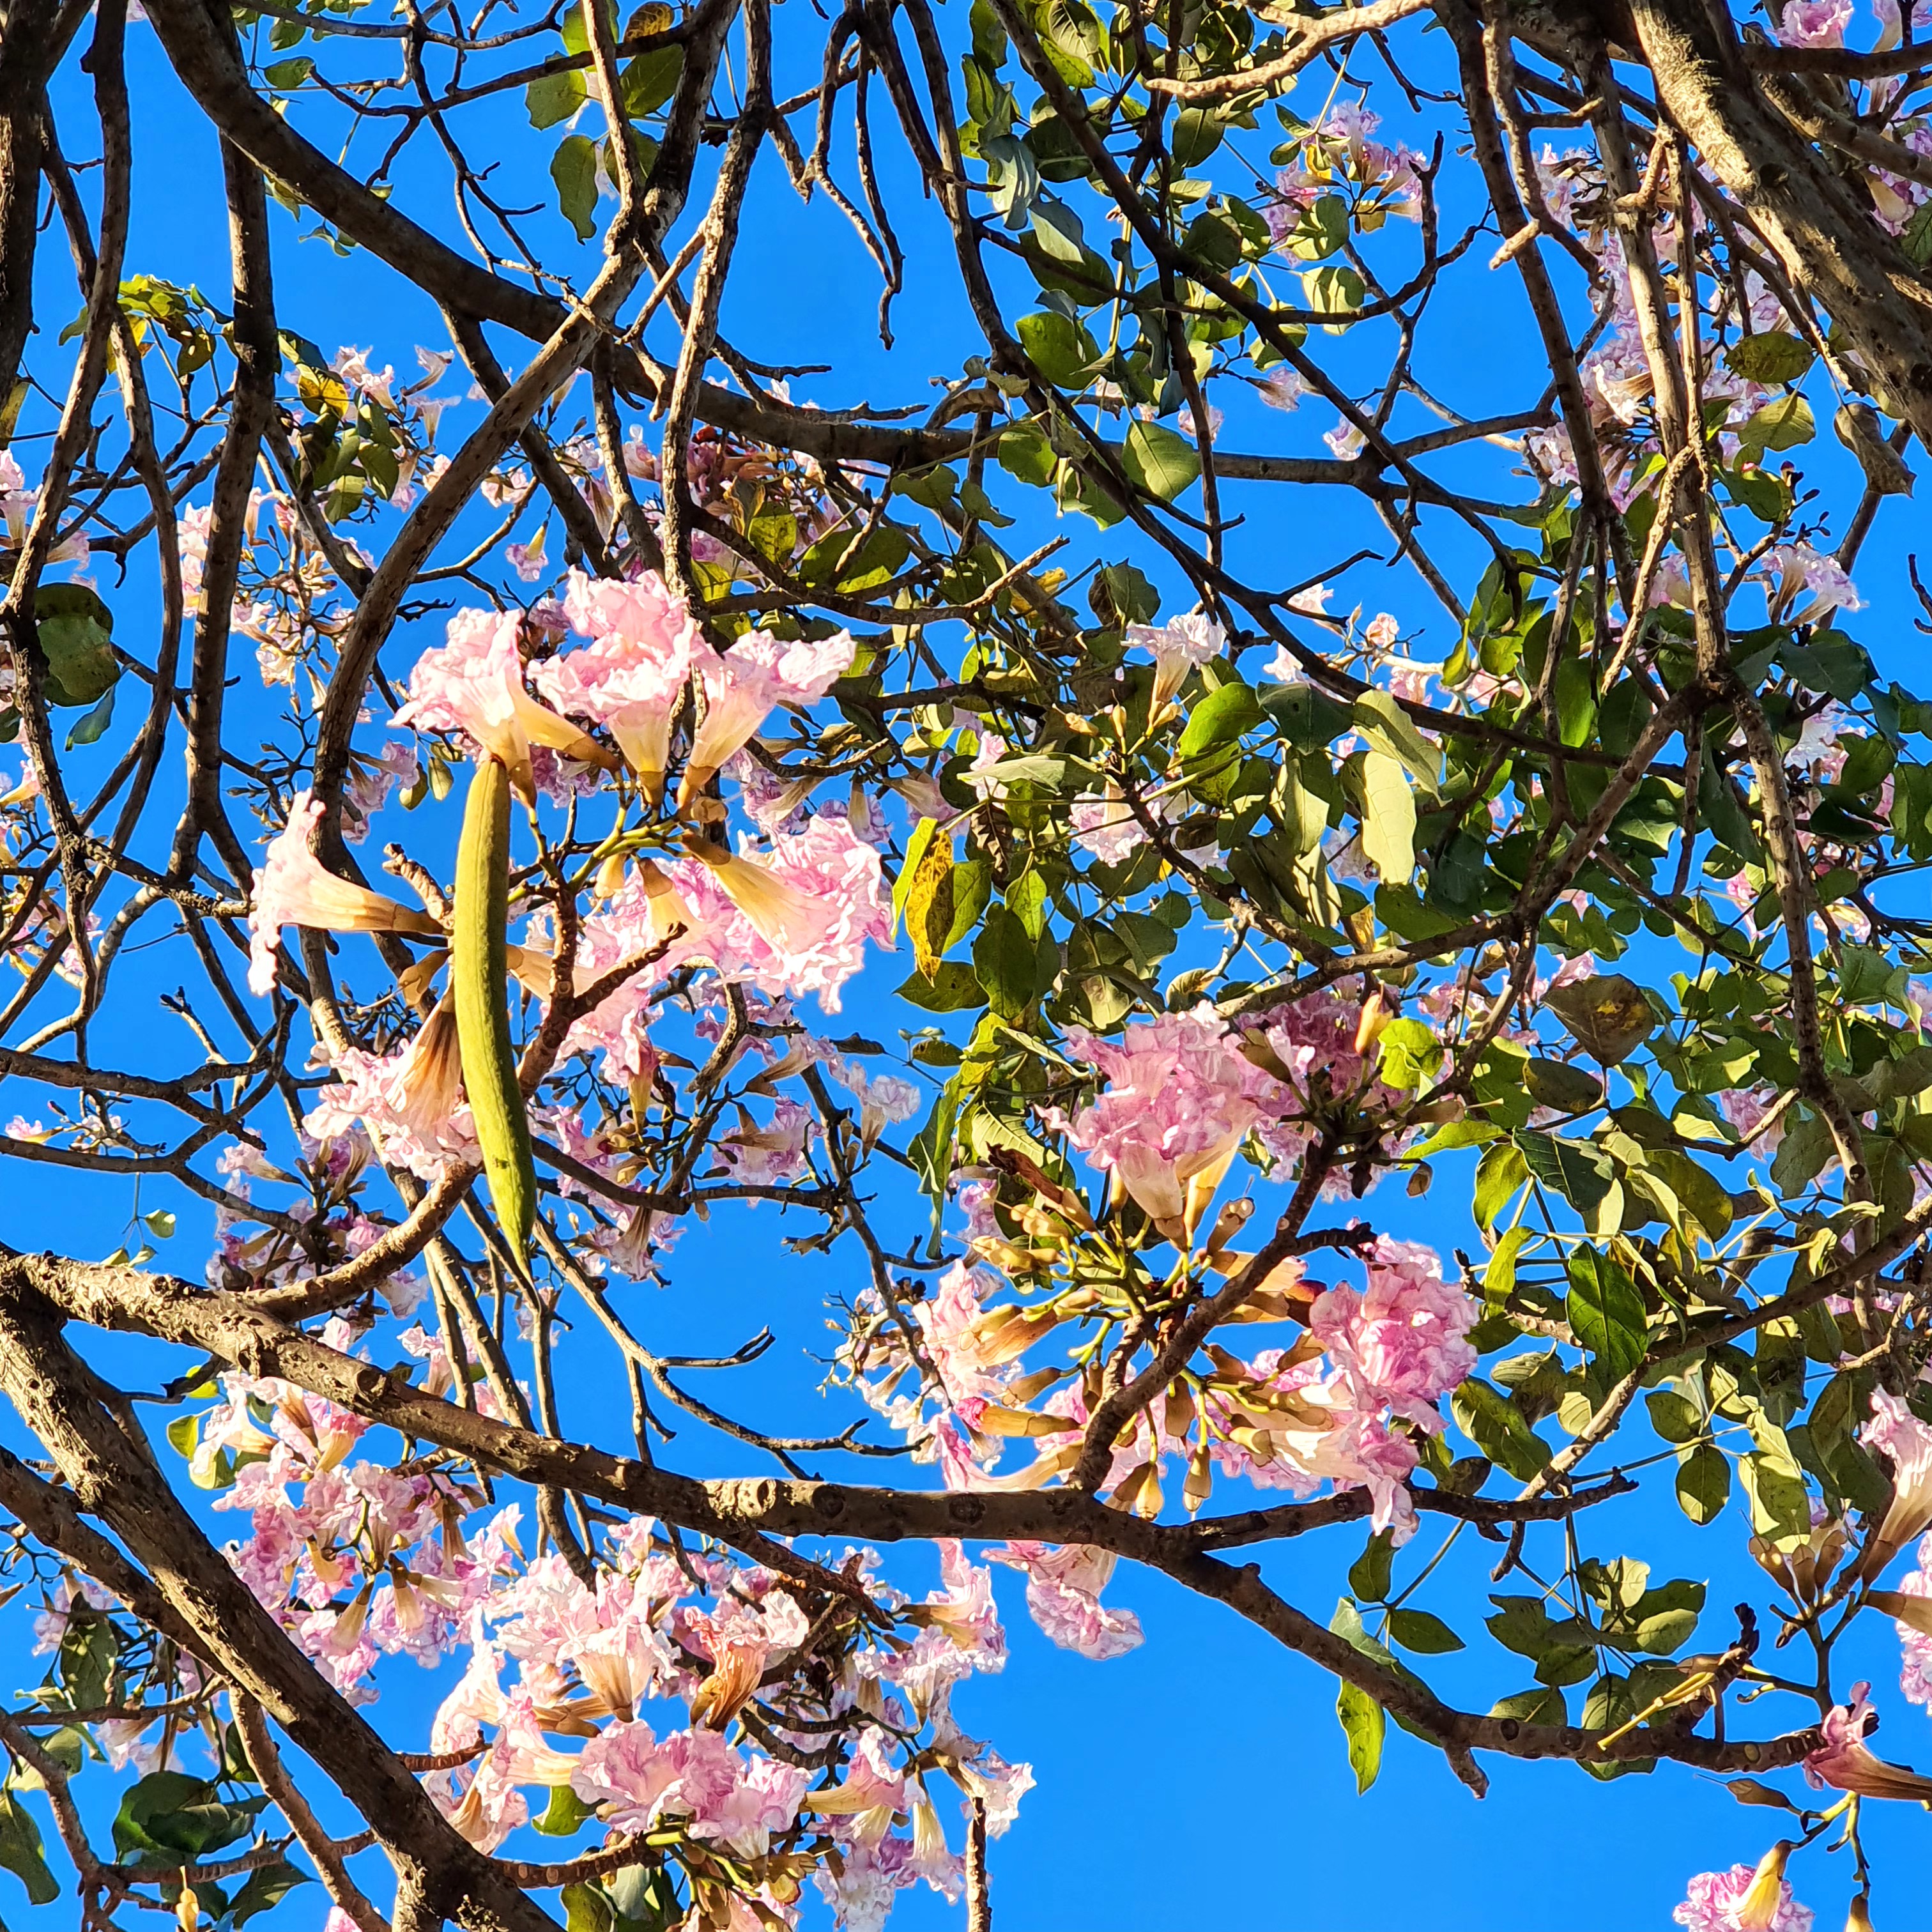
<box><xmin>8</xmin><ymin>11</ymin><xmax>1932</xmax><ymax>1930</ymax></box>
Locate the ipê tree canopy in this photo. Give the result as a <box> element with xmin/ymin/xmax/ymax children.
<box><xmin>4</xmin><ymin>0</ymin><xmax>1932</xmax><ymax>1926</ymax></box>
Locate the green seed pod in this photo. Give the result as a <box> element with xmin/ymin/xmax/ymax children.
<box><xmin>453</xmin><ymin>754</ymin><xmax>535</xmax><ymax>1258</ymax></box>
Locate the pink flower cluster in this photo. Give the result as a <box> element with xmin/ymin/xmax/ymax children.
<box><xmin>1049</xmin><ymin>994</ymin><xmax>1411</xmax><ymax>1223</ymax></box>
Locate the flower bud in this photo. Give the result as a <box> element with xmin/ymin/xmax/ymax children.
<box><xmin>1846</xmin><ymin>1897</ymin><xmax>1873</xmax><ymax>1932</ymax></box>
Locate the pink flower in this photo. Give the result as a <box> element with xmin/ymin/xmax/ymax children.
<box><xmin>678</xmin><ymin>813</ymin><xmax>892</xmax><ymax>1013</ymax></box>
<box><xmin>1311</xmin><ymin>1237</ymin><xmax>1476</xmax><ymax>1434</ymax></box>
<box><xmin>680</xmin><ymin>630</ymin><xmax>856</xmax><ymax>806</ymax></box>
<box><xmin>1673</xmin><ymin>1861</ymin><xmax>1813</xmax><ymax>1932</ymax></box>
<box><xmin>1758</xmin><ymin>544</ymin><xmax>1863</xmax><ymax>624</ymax></box>
<box><xmin>1804</xmin><ymin>1681</ymin><xmax>1932</xmax><ymax>1800</ymax></box>
<box><xmin>1779</xmin><ymin>0</ymin><xmax>1851</xmax><ymax>44</ymax></box>
<box><xmin>1071</xmin><ymin>783</ymin><xmax>1147</xmax><ymax>866</ymax></box>
<box><xmin>572</xmin><ymin>1721</ymin><xmax>808</xmax><ymax>1853</ymax></box>
<box><xmin>799</xmin><ymin>1732</ymin><xmax>908</xmax><ymax>1845</ymax></box>
<box><xmin>1261</xmin><ymin>368</ymin><xmax>1305</xmax><ymax>413</ymax></box>
<box><xmin>342</xmin><ymin>739</ymin><xmax>418</xmax><ymax>843</ymax></box>
<box><xmin>1893</xmin><ymin>1535</ymin><xmax>1932</xmax><ymax>1708</ymax></box>
<box><xmin>303</xmin><ymin>999</ymin><xmax>478</xmax><ymax>1178</ymax></box>
<box><xmin>1249</xmin><ymin>988</ymin><xmax>1408</xmax><ymax>1189</ymax></box>
<box><xmin>392</xmin><ymin>608</ymin><xmax>604</xmax><ymax>802</ymax></box>
<box><xmin>1052</xmin><ymin>1006</ymin><xmax>1282</xmax><ymax>1226</ymax></box>
<box><xmin>247</xmin><ymin>791</ymin><xmax>440</xmax><ymax>997</ymax></box>
<box><xmin>532</xmin><ymin>569</ymin><xmax>698</xmax><ymax>803</ymax></box>
<box><xmin>1123</xmin><ymin>611</ymin><xmax>1225</xmax><ymax>708</ymax></box>
<box><xmin>1860</xmin><ymin>1391</ymin><xmax>1932</xmax><ymax>1572</ymax></box>
<box><xmin>988</xmin><ymin>1542</ymin><xmax>1144</xmax><ymax>1660</ymax></box>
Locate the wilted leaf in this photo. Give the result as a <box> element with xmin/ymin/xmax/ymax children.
<box><xmin>1544</xmin><ymin>974</ymin><xmax>1656</xmax><ymax>1065</ymax></box>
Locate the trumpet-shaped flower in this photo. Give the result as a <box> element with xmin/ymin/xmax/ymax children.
<box><xmin>1124</xmin><ymin>611</ymin><xmax>1225</xmax><ymax>709</ymax></box>
<box><xmin>678</xmin><ymin>814</ymin><xmax>891</xmax><ymax>1012</ymax></box>
<box><xmin>1860</xmin><ymin>1391</ymin><xmax>1932</xmax><ymax>1574</ymax></box>
<box><xmin>572</xmin><ymin>1720</ymin><xmax>808</xmax><ymax>1854</ymax></box>
<box><xmin>532</xmin><ymin>569</ymin><xmax>698</xmax><ymax>802</ymax></box>
<box><xmin>1050</xmin><ymin>1006</ymin><xmax>1282</xmax><ymax>1224</ymax></box>
<box><xmin>1804</xmin><ymin>1682</ymin><xmax>1932</xmax><ymax>1800</ymax></box>
<box><xmin>987</xmin><ymin>1542</ymin><xmax>1144</xmax><ymax>1660</ymax></box>
<box><xmin>248</xmin><ymin>791</ymin><xmax>440</xmax><ymax>997</ymax></box>
<box><xmin>1673</xmin><ymin>1859</ymin><xmax>1813</xmax><ymax>1932</ymax></box>
<box><xmin>304</xmin><ymin>999</ymin><xmax>477</xmax><ymax>1178</ymax></box>
<box><xmin>680</xmin><ymin>630</ymin><xmax>856</xmax><ymax>804</ymax></box>
<box><xmin>1310</xmin><ymin>1238</ymin><xmax>1476</xmax><ymax>1434</ymax></box>
<box><xmin>393</xmin><ymin>608</ymin><xmax>605</xmax><ymax>801</ymax></box>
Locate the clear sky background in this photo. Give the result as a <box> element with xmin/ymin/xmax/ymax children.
<box><xmin>8</xmin><ymin>9</ymin><xmax>1932</xmax><ymax>1929</ymax></box>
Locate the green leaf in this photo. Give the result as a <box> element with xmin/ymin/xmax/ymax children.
<box><xmin>1543</xmin><ymin>974</ymin><xmax>1656</xmax><ymax>1064</ymax></box>
<box><xmin>229</xmin><ymin>1860</ymin><xmax>309</xmax><ymax>1926</ymax></box>
<box><xmin>263</xmin><ymin>56</ymin><xmax>314</xmax><ymax>88</ymax></box>
<box><xmin>1726</xmin><ymin>330</ymin><xmax>1814</xmax><ymax>385</ymax></box>
<box><xmin>1351</xmin><ymin>689</ymin><xmax>1441</xmax><ymax>795</ymax></box>
<box><xmin>894</xmin><ymin>962</ymin><xmax>986</xmax><ymax>1013</ymax></box>
<box><xmin>1301</xmin><ymin>262</ymin><xmax>1365</xmax><ymax>329</ymax></box>
<box><xmin>36</xmin><ymin>583</ymin><xmax>118</xmax><ymax>707</ymax></box>
<box><xmin>144</xmin><ymin>1209</ymin><xmax>176</xmax><ymax>1239</ymax></box>
<box><xmin>1473</xmin><ymin>1141</ymin><xmax>1529</xmax><ymax>1230</ymax></box>
<box><xmin>551</xmin><ymin>134</ymin><xmax>600</xmax><ymax>241</ymax></box>
<box><xmin>995</xmin><ymin>422</ymin><xmax>1055</xmax><ymax>486</ymax></box>
<box><xmin>1565</xmin><ymin>1247</ymin><xmax>1646</xmax><ymax>1379</ymax></box>
<box><xmin>63</xmin><ymin>681</ymin><xmax>114</xmax><ymax>750</ymax></box>
<box><xmin>1518</xmin><ymin>1130</ymin><xmax>1613</xmax><ymax>1213</ymax></box>
<box><xmin>1737</xmin><ymin>392</ymin><xmax>1815</xmax><ymax>462</ymax></box>
<box><xmin>1348</xmin><ymin>1529</ymin><xmax>1393</xmax><ymax>1604</ymax></box>
<box><xmin>1387</xmin><ymin>1608</ymin><xmax>1464</xmax><ymax>1655</ymax></box>
<box><xmin>1643</xmin><ymin>1147</ymin><xmax>1733</xmax><ymax>1240</ymax></box>
<box><xmin>1120</xmin><ymin>420</ymin><xmax>1200</xmax><ymax>503</ymax></box>
<box><xmin>1175</xmin><ymin>680</ymin><xmax>1261</xmax><ymax>765</ymax></box>
<box><xmin>1483</xmin><ymin>1223</ymin><xmax>1533</xmax><ymax>1306</ymax></box>
<box><xmin>0</xmin><ymin>1790</ymin><xmax>56</xmax><ymax>1906</ymax></box>
<box><xmin>1453</xmin><ymin>1379</ymin><xmax>1550</xmax><ymax>1482</ymax></box>
<box><xmin>1740</xmin><ymin>1444</ymin><xmax>1811</xmax><ymax>1549</ymax></box>
<box><xmin>621</xmin><ymin>44</ymin><xmax>684</xmax><ymax>117</ymax></box>
<box><xmin>1522</xmin><ymin>1057</ymin><xmax>1604</xmax><ymax>1115</ymax></box>
<box><xmin>526</xmin><ymin>69</ymin><xmax>588</xmax><ymax>128</ymax></box>
<box><xmin>1360</xmin><ymin>749</ymin><xmax>1416</xmax><ymax>885</ymax></box>
<box><xmin>535</xmin><ymin>1782</ymin><xmax>594</xmax><ymax>1836</ymax></box>
<box><xmin>972</xmin><ymin>905</ymin><xmax>1036</xmax><ymax>1018</ymax></box>
<box><xmin>563</xmin><ymin>1882</ymin><xmax>616</xmax><ymax>1932</ymax></box>
<box><xmin>1334</xmin><ymin>1678</ymin><xmax>1384</xmax><ymax>1793</ymax></box>
<box><xmin>898</xmin><ymin>821</ymin><xmax>954</xmax><ymax>977</ymax></box>
<box><xmin>1015</xmin><ymin>310</ymin><xmax>1099</xmax><ymax>387</ymax></box>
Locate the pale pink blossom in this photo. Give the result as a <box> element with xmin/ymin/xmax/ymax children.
<box><xmin>572</xmin><ymin>1721</ymin><xmax>808</xmax><ymax>1853</ymax></box>
<box><xmin>531</xmin><ymin>569</ymin><xmax>698</xmax><ymax>802</ymax></box>
<box><xmin>1070</xmin><ymin>783</ymin><xmax>1147</xmax><ymax>866</ymax></box>
<box><xmin>392</xmin><ymin>607</ymin><xmax>604</xmax><ymax>802</ymax></box>
<box><xmin>1312</xmin><ymin>1237</ymin><xmax>1476</xmax><ymax>1434</ymax></box>
<box><xmin>303</xmin><ymin>999</ymin><xmax>477</xmax><ymax>1178</ymax></box>
<box><xmin>1123</xmin><ymin>611</ymin><xmax>1225</xmax><ymax>708</ymax></box>
<box><xmin>988</xmin><ymin>1542</ymin><xmax>1144</xmax><ymax>1660</ymax></box>
<box><xmin>247</xmin><ymin>791</ymin><xmax>439</xmax><ymax>997</ymax></box>
<box><xmin>679</xmin><ymin>631</ymin><xmax>857</xmax><ymax>805</ymax></box>
<box><xmin>1861</xmin><ymin>1391</ymin><xmax>1932</xmax><ymax>1570</ymax></box>
<box><xmin>1261</xmin><ymin>368</ymin><xmax>1305</xmax><ymax>412</ymax></box>
<box><xmin>1779</xmin><ymin>0</ymin><xmax>1852</xmax><ymax>44</ymax></box>
<box><xmin>1804</xmin><ymin>1681</ymin><xmax>1932</xmax><ymax>1799</ymax></box>
<box><xmin>1673</xmin><ymin>1862</ymin><xmax>1813</xmax><ymax>1932</ymax></box>
<box><xmin>1051</xmin><ymin>1006</ymin><xmax>1282</xmax><ymax>1225</ymax></box>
